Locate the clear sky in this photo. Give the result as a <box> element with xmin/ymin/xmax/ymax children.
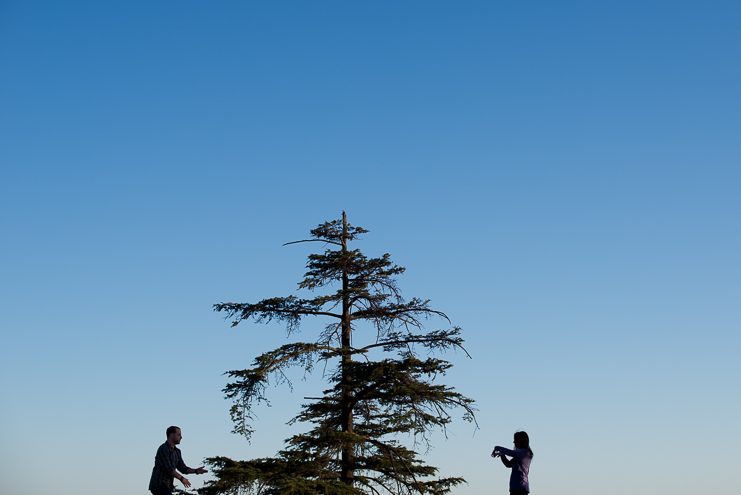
<box><xmin>1</xmin><ymin>1</ymin><xmax>739</xmax><ymax>494</ymax></box>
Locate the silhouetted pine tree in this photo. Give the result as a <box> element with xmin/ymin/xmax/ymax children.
<box><xmin>200</xmin><ymin>212</ymin><xmax>476</xmax><ymax>495</ymax></box>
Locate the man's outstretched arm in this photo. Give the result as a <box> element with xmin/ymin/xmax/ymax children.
<box><xmin>174</xmin><ymin>460</ymin><xmax>208</xmax><ymax>487</ymax></box>
<box><xmin>183</xmin><ymin>466</ymin><xmax>208</xmax><ymax>475</ymax></box>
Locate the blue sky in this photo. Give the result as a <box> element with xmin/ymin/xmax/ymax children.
<box><xmin>1</xmin><ymin>2</ymin><xmax>739</xmax><ymax>494</ymax></box>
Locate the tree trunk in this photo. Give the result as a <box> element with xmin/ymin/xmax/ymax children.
<box><xmin>340</xmin><ymin>211</ymin><xmax>354</xmax><ymax>485</ymax></box>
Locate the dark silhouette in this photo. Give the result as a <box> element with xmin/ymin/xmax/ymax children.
<box><xmin>149</xmin><ymin>426</ymin><xmax>207</xmax><ymax>495</ymax></box>
<box><xmin>491</xmin><ymin>431</ymin><xmax>533</xmax><ymax>495</ymax></box>
<box><xmin>201</xmin><ymin>212</ymin><xmax>477</xmax><ymax>495</ymax></box>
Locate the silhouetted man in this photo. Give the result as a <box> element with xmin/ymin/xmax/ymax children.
<box><xmin>149</xmin><ymin>426</ymin><xmax>207</xmax><ymax>495</ymax></box>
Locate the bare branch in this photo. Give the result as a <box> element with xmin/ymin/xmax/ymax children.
<box><xmin>283</xmin><ymin>239</ymin><xmax>342</xmax><ymax>247</ymax></box>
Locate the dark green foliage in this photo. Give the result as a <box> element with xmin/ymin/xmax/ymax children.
<box><xmin>202</xmin><ymin>213</ymin><xmax>476</xmax><ymax>495</ymax></box>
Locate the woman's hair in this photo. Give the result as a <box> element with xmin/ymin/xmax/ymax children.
<box><xmin>513</xmin><ymin>431</ymin><xmax>533</xmax><ymax>457</ymax></box>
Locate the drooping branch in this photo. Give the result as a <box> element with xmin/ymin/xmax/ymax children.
<box><xmin>351</xmin><ymin>298</ymin><xmax>448</xmax><ymax>323</ymax></box>
<box><xmin>215</xmin><ymin>296</ymin><xmax>341</xmax><ymax>333</ymax></box>
<box><xmin>360</xmin><ymin>328</ymin><xmax>470</xmax><ymax>358</ymax></box>
<box><xmin>223</xmin><ymin>342</ymin><xmax>339</xmax><ymax>439</ymax></box>
<box><xmin>348</xmin><ymin>358</ymin><xmax>478</xmax><ymax>434</ymax></box>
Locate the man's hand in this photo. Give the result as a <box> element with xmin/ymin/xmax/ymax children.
<box><xmin>179</xmin><ymin>476</ymin><xmax>191</xmax><ymax>488</ymax></box>
<box><xmin>491</xmin><ymin>450</ymin><xmax>500</xmax><ymax>458</ymax></box>
<box><xmin>195</xmin><ymin>466</ymin><xmax>208</xmax><ymax>475</ymax></box>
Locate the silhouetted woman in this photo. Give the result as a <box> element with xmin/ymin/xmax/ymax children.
<box><xmin>491</xmin><ymin>431</ymin><xmax>533</xmax><ymax>495</ymax></box>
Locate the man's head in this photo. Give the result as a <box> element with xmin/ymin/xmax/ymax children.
<box><xmin>166</xmin><ymin>426</ymin><xmax>182</xmax><ymax>445</ymax></box>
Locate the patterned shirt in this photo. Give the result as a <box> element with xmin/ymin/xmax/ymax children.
<box><xmin>149</xmin><ymin>441</ymin><xmax>192</xmax><ymax>489</ymax></box>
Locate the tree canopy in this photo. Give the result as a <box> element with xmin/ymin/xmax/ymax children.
<box><xmin>200</xmin><ymin>212</ymin><xmax>476</xmax><ymax>495</ymax></box>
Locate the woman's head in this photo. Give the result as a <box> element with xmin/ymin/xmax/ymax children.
<box><xmin>513</xmin><ymin>431</ymin><xmax>533</xmax><ymax>457</ymax></box>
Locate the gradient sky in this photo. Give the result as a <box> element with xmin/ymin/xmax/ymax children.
<box><xmin>1</xmin><ymin>2</ymin><xmax>740</xmax><ymax>494</ymax></box>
